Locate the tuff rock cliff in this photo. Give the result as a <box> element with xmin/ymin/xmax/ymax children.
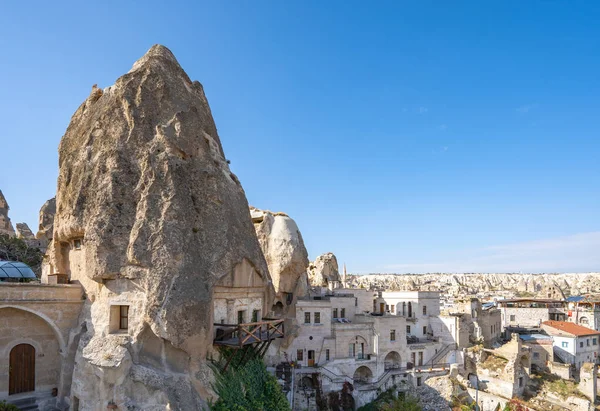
<box><xmin>308</xmin><ymin>252</ymin><xmax>340</xmax><ymax>286</ymax></box>
<box><xmin>346</xmin><ymin>272</ymin><xmax>600</xmax><ymax>297</ymax></box>
<box><xmin>15</xmin><ymin>222</ymin><xmax>35</xmax><ymax>239</ymax></box>
<box><xmin>49</xmin><ymin>45</ymin><xmax>272</xmax><ymax>410</ymax></box>
<box><xmin>250</xmin><ymin>207</ymin><xmax>310</xmax><ymax>355</ymax></box>
<box><xmin>36</xmin><ymin>197</ymin><xmax>56</xmax><ymax>242</ymax></box>
<box><xmin>0</xmin><ymin>190</ymin><xmax>15</xmax><ymax>236</ymax></box>
<box><xmin>250</xmin><ymin>207</ymin><xmax>309</xmax><ymax>298</ymax></box>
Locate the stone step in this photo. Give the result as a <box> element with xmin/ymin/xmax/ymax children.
<box><xmin>6</xmin><ymin>396</ymin><xmax>38</xmax><ymax>411</ymax></box>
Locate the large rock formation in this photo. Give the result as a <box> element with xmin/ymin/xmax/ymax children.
<box><xmin>345</xmin><ymin>272</ymin><xmax>600</xmax><ymax>297</ymax></box>
<box><xmin>36</xmin><ymin>197</ymin><xmax>56</xmax><ymax>241</ymax></box>
<box><xmin>308</xmin><ymin>252</ymin><xmax>340</xmax><ymax>286</ymax></box>
<box><xmin>250</xmin><ymin>207</ymin><xmax>309</xmax><ymax>297</ymax></box>
<box><xmin>49</xmin><ymin>45</ymin><xmax>272</xmax><ymax>410</ymax></box>
<box><xmin>15</xmin><ymin>222</ymin><xmax>35</xmax><ymax>239</ymax></box>
<box><xmin>0</xmin><ymin>190</ymin><xmax>15</xmax><ymax>236</ymax></box>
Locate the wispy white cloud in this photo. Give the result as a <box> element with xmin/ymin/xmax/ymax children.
<box><xmin>418</xmin><ymin>107</ymin><xmax>429</xmax><ymax>114</ymax></box>
<box><xmin>516</xmin><ymin>103</ymin><xmax>538</xmax><ymax>114</ymax></box>
<box><xmin>383</xmin><ymin>232</ymin><xmax>600</xmax><ymax>273</ymax></box>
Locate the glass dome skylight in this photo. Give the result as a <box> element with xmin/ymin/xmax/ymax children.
<box><xmin>0</xmin><ymin>261</ymin><xmax>37</xmax><ymax>279</ymax></box>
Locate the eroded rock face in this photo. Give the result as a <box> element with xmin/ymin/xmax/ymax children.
<box><xmin>0</xmin><ymin>190</ymin><xmax>15</xmax><ymax>236</ymax></box>
<box><xmin>36</xmin><ymin>197</ymin><xmax>56</xmax><ymax>241</ymax></box>
<box><xmin>308</xmin><ymin>252</ymin><xmax>340</xmax><ymax>286</ymax></box>
<box><xmin>251</xmin><ymin>207</ymin><xmax>309</xmax><ymax>296</ymax></box>
<box><xmin>15</xmin><ymin>222</ymin><xmax>35</xmax><ymax>239</ymax></box>
<box><xmin>50</xmin><ymin>45</ymin><xmax>271</xmax><ymax>410</ymax></box>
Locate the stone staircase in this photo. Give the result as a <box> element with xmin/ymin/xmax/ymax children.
<box><xmin>427</xmin><ymin>343</ymin><xmax>456</xmax><ymax>366</ymax></box>
<box><xmin>6</xmin><ymin>396</ymin><xmax>38</xmax><ymax>411</ymax></box>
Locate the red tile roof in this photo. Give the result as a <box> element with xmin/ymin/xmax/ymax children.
<box><xmin>541</xmin><ymin>320</ymin><xmax>600</xmax><ymax>337</ymax></box>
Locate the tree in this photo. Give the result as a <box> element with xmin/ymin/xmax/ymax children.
<box><xmin>0</xmin><ymin>233</ymin><xmax>43</xmax><ymax>277</ymax></box>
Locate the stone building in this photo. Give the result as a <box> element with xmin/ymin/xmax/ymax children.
<box><xmin>463</xmin><ymin>334</ymin><xmax>531</xmax><ymax>400</ymax></box>
<box><xmin>497</xmin><ymin>298</ymin><xmax>566</xmax><ymax>335</ymax></box>
<box><xmin>565</xmin><ymin>294</ymin><xmax>600</xmax><ymax>331</ymax></box>
<box><xmin>288</xmin><ymin>288</ymin><xmax>448</xmax><ymax>408</ymax></box>
<box><xmin>445</xmin><ymin>298</ymin><xmax>502</xmax><ymax>348</ymax></box>
<box><xmin>0</xmin><ymin>280</ymin><xmax>83</xmax><ymax>404</ymax></box>
<box><xmin>519</xmin><ymin>334</ymin><xmax>553</xmax><ymax>372</ymax></box>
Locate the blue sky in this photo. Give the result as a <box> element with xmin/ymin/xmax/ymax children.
<box><xmin>1</xmin><ymin>1</ymin><xmax>599</xmax><ymax>273</ymax></box>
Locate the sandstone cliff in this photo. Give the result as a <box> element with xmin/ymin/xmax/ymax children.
<box><xmin>345</xmin><ymin>272</ymin><xmax>600</xmax><ymax>297</ymax></box>
<box><xmin>49</xmin><ymin>45</ymin><xmax>272</xmax><ymax>410</ymax></box>
<box><xmin>36</xmin><ymin>197</ymin><xmax>55</xmax><ymax>241</ymax></box>
<box><xmin>308</xmin><ymin>252</ymin><xmax>340</xmax><ymax>286</ymax></box>
<box><xmin>250</xmin><ymin>207</ymin><xmax>309</xmax><ymax>298</ymax></box>
<box><xmin>15</xmin><ymin>222</ymin><xmax>35</xmax><ymax>239</ymax></box>
<box><xmin>0</xmin><ymin>190</ymin><xmax>15</xmax><ymax>236</ymax></box>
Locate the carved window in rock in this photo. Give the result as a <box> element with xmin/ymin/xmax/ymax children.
<box><xmin>340</xmin><ymin>308</ymin><xmax>345</xmax><ymax>318</ymax></box>
<box><xmin>349</xmin><ymin>343</ymin><xmax>355</xmax><ymax>358</ymax></box>
<box><xmin>406</xmin><ymin>325</ymin><xmax>411</xmax><ymax>335</ymax></box>
<box><xmin>314</xmin><ymin>312</ymin><xmax>320</xmax><ymax>324</ymax></box>
<box><xmin>390</xmin><ymin>329</ymin><xmax>396</xmax><ymax>341</ymax></box>
<box><xmin>109</xmin><ymin>305</ymin><xmax>130</xmax><ymax>333</ymax></box>
<box><xmin>333</xmin><ymin>308</ymin><xmax>338</xmax><ymax>319</ymax></box>
<box><xmin>422</xmin><ymin>305</ymin><xmax>427</xmax><ymax>316</ymax></box>
<box><xmin>73</xmin><ymin>238</ymin><xmax>83</xmax><ymax>250</ymax></box>
<box><xmin>304</xmin><ymin>312</ymin><xmax>311</xmax><ymax>324</ymax></box>
<box><xmin>325</xmin><ymin>349</ymin><xmax>330</xmax><ymax>361</ymax></box>
<box><xmin>297</xmin><ymin>349</ymin><xmax>303</xmax><ymax>361</ymax></box>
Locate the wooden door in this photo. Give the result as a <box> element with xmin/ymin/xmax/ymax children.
<box><xmin>308</xmin><ymin>350</ymin><xmax>315</xmax><ymax>367</ymax></box>
<box><xmin>9</xmin><ymin>344</ymin><xmax>35</xmax><ymax>395</ymax></box>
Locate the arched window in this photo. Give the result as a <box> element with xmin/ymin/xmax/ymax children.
<box><xmin>402</xmin><ymin>302</ymin><xmax>406</xmax><ymax>316</ymax></box>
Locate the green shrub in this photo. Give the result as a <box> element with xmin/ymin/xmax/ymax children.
<box><xmin>0</xmin><ymin>401</ymin><xmax>20</xmax><ymax>411</ymax></box>
<box><xmin>210</xmin><ymin>358</ymin><xmax>290</xmax><ymax>411</ymax></box>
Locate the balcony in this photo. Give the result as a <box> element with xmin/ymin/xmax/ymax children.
<box><xmin>213</xmin><ymin>318</ymin><xmax>284</xmax><ymax>347</ymax></box>
<box><xmin>407</xmin><ymin>335</ymin><xmax>439</xmax><ymax>345</ymax></box>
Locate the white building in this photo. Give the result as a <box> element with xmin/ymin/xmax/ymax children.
<box><xmin>541</xmin><ymin>320</ymin><xmax>600</xmax><ymax>370</ymax></box>
<box><xmin>288</xmin><ymin>288</ymin><xmax>448</xmax><ymax>408</ymax></box>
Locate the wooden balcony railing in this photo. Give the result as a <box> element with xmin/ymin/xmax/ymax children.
<box><xmin>213</xmin><ymin>318</ymin><xmax>284</xmax><ymax>347</ymax></box>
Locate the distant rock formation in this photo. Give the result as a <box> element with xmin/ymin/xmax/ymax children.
<box><xmin>345</xmin><ymin>272</ymin><xmax>600</xmax><ymax>297</ymax></box>
<box><xmin>36</xmin><ymin>197</ymin><xmax>56</xmax><ymax>242</ymax></box>
<box><xmin>250</xmin><ymin>207</ymin><xmax>309</xmax><ymax>298</ymax></box>
<box><xmin>49</xmin><ymin>45</ymin><xmax>272</xmax><ymax>409</ymax></box>
<box><xmin>15</xmin><ymin>222</ymin><xmax>35</xmax><ymax>239</ymax></box>
<box><xmin>308</xmin><ymin>252</ymin><xmax>340</xmax><ymax>286</ymax></box>
<box><xmin>0</xmin><ymin>190</ymin><xmax>15</xmax><ymax>236</ymax></box>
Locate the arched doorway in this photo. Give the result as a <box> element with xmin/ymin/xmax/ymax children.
<box><xmin>408</xmin><ymin>302</ymin><xmax>413</xmax><ymax>317</ymax></box>
<box><xmin>353</xmin><ymin>365</ymin><xmax>373</xmax><ymax>384</ymax></box>
<box><xmin>580</xmin><ymin>316</ymin><xmax>589</xmax><ymax>326</ymax></box>
<box><xmin>384</xmin><ymin>351</ymin><xmax>401</xmax><ymax>370</ymax></box>
<box><xmin>9</xmin><ymin>344</ymin><xmax>35</xmax><ymax>395</ymax></box>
